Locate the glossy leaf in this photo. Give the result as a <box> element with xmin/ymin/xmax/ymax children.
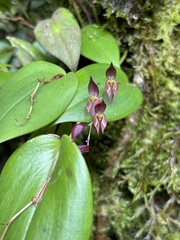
<box><xmin>34</xmin><ymin>8</ymin><xmax>81</xmax><ymax>72</ymax></box>
<box><xmin>0</xmin><ymin>61</ymin><xmax>78</xmax><ymax>143</ymax></box>
<box><xmin>55</xmin><ymin>63</ymin><xmax>142</xmax><ymax>123</ymax></box>
<box><xmin>0</xmin><ymin>134</ymin><xmax>93</xmax><ymax>240</ymax></box>
<box><xmin>7</xmin><ymin>37</ymin><xmax>46</xmax><ymax>66</ymax></box>
<box><xmin>81</xmin><ymin>25</ymin><xmax>120</xmax><ymax>67</ymax></box>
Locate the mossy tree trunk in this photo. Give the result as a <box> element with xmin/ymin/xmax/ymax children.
<box><xmin>84</xmin><ymin>0</ymin><xmax>180</xmax><ymax>239</ymax></box>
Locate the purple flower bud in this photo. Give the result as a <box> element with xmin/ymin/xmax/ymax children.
<box><xmin>88</xmin><ymin>76</ymin><xmax>99</xmax><ymax>96</ymax></box>
<box><xmin>78</xmin><ymin>145</ymin><xmax>90</xmax><ymax>154</ymax></box>
<box><xmin>106</xmin><ymin>63</ymin><xmax>116</xmax><ymax>79</ymax></box>
<box><xmin>86</xmin><ymin>77</ymin><xmax>101</xmax><ymax>116</ymax></box>
<box><xmin>71</xmin><ymin>123</ymin><xmax>84</xmax><ymax>141</ymax></box>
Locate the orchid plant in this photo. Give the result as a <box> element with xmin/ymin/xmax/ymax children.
<box><xmin>0</xmin><ymin>7</ymin><xmax>142</xmax><ymax>240</ymax></box>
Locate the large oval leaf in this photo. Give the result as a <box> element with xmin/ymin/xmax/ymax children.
<box><xmin>0</xmin><ymin>61</ymin><xmax>78</xmax><ymax>143</ymax></box>
<box><xmin>55</xmin><ymin>63</ymin><xmax>142</xmax><ymax>123</ymax></box>
<box><xmin>7</xmin><ymin>37</ymin><xmax>46</xmax><ymax>66</ymax></box>
<box><xmin>34</xmin><ymin>8</ymin><xmax>81</xmax><ymax>72</ymax></box>
<box><xmin>0</xmin><ymin>134</ymin><xmax>93</xmax><ymax>240</ymax></box>
<box><xmin>81</xmin><ymin>25</ymin><xmax>120</xmax><ymax>67</ymax></box>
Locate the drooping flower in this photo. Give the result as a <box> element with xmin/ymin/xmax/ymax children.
<box><xmin>86</xmin><ymin>77</ymin><xmax>101</xmax><ymax>116</ymax></box>
<box><xmin>93</xmin><ymin>101</ymin><xmax>107</xmax><ymax>134</ymax></box>
<box><xmin>105</xmin><ymin>63</ymin><xmax>118</xmax><ymax>102</ymax></box>
<box><xmin>71</xmin><ymin>123</ymin><xmax>89</xmax><ymax>154</ymax></box>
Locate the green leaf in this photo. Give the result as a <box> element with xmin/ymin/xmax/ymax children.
<box><xmin>0</xmin><ymin>61</ymin><xmax>78</xmax><ymax>143</ymax></box>
<box><xmin>0</xmin><ymin>0</ymin><xmax>11</xmax><ymax>11</ymax></box>
<box><xmin>7</xmin><ymin>37</ymin><xmax>46</xmax><ymax>66</ymax></box>
<box><xmin>81</xmin><ymin>24</ymin><xmax>120</xmax><ymax>67</ymax></box>
<box><xmin>0</xmin><ymin>41</ymin><xmax>13</xmax><ymax>64</ymax></box>
<box><xmin>55</xmin><ymin>63</ymin><xmax>142</xmax><ymax>123</ymax></box>
<box><xmin>33</xmin><ymin>41</ymin><xmax>59</xmax><ymax>64</ymax></box>
<box><xmin>29</xmin><ymin>122</ymin><xmax>72</xmax><ymax>140</ymax></box>
<box><xmin>0</xmin><ymin>134</ymin><xmax>93</xmax><ymax>240</ymax></box>
<box><xmin>0</xmin><ymin>63</ymin><xmax>13</xmax><ymax>87</ymax></box>
<box><xmin>0</xmin><ymin>63</ymin><xmax>9</xmax><ymax>72</ymax></box>
<box><xmin>34</xmin><ymin>8</ymin><xmax>81</xmax><ymax>72</ymax></box>
<box><xmin>0</xmin><ymin>72</ymin><xmax>13</xmax><ymax>88</ymax></box>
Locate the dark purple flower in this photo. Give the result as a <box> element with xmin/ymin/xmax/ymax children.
<box><xmin>93</xmin><ymin>101</ymin><xmax>107</xmax><ymax>134</ymax></box>
<box><xmin>105</xmin><ymin>63</ymin><xmax>118</xmax><ymax>102</ymax></box>
<box><xmin>86</xmin><ymin>76</ymin><xmax>101</xmax><ymax>115</ymax></box>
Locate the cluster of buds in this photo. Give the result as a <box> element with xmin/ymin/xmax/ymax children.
<box><xmin>86</xmin><ymin>63</ymin><xmax>118</xmax><ymax>134</ymax></box>
<box><xmin>71</xmin><ymin>63</ymin><xmax>118</xmax><ymax>154</ymax></box>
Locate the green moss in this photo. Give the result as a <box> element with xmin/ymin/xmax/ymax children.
<box><xmin>88</xmin><ymin>0</ymin><xmax>180</xmax><ymax>239</ymax></box>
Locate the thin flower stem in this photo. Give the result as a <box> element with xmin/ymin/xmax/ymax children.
<box><xmin>86</xmin><ymin>122</ymin><xmax>93</xmax><ymax>146</ymax></box>
<box><xmin>120</xmin><ymin>49</ymin><xmax>128</xmax><ymax>65</ymax></box>
<box><xmin>90</xmin><ymin>1</ymin><xmax>100</xmax><ymax>25</ymax></box>
<box><xmin>70</xmin><ymin>0</ymin><xmax>84</xmax><ymax>28</ymax></box>
<box><xmin>15</xmin><ymin>0</ymin><xmax>29</xmax><ymax>19</ymax></box>
<box><xmin>0</xmin><ymin>16</ymin><xmax>34</xmax><ymax>28</ymax></box>
<box><xmin>76</xmin><ymin>0</ymin><xmax>92</xmax><ymax>23</ymax></box>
